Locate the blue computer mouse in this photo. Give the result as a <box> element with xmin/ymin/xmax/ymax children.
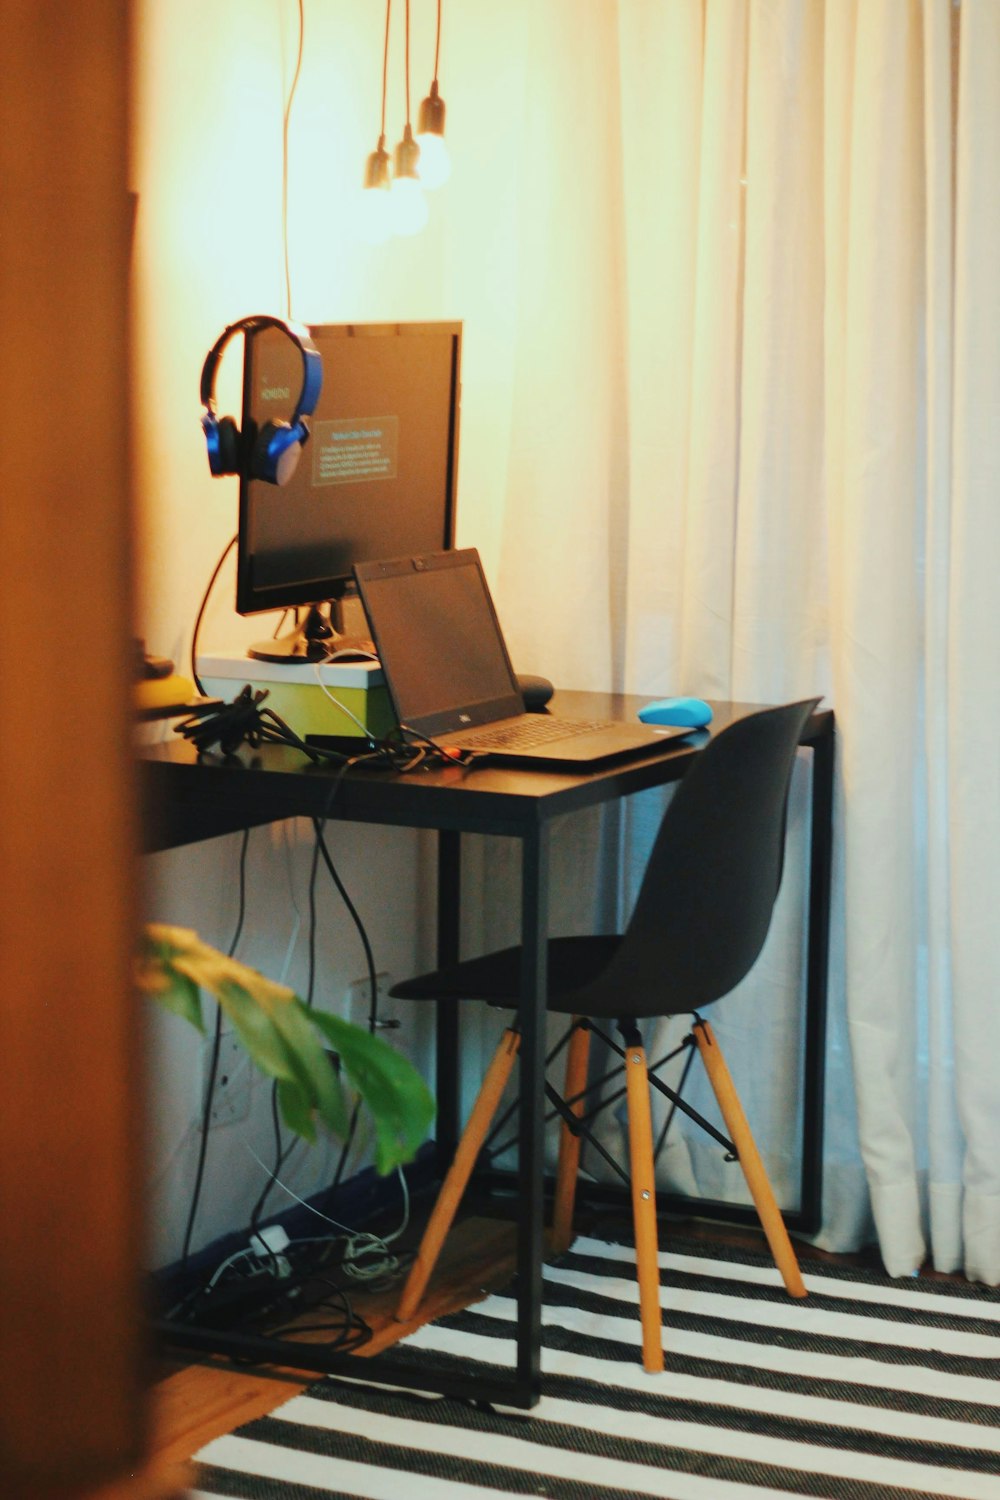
<box><xmin>638</xmin><ymin>696</ymin><xmax>713</xmax><ymax>728</ymax></box>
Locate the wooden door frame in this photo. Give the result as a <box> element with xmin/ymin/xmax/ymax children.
<box><xmin>0</xmin><ymin>5</ymin><xmax>163</xmax><ymax>1495</ymax></box>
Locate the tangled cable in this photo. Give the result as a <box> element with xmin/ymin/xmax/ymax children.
<box><xmin>175</xmin><ymin>685</ymin><xmax>482</xmax><ymax>773</ymax></box>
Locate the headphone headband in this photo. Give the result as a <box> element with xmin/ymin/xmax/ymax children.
<box><xmin>199</xmin><ymin>314</ymin><xmax>323</xmax><ymax>485</ymax></box>
<box><xmin>199</xmin><ymin>314</ymin><xmax>322</xmax><ymax>427</ymax></box>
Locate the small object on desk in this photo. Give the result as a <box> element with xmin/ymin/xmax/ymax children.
<box><xmin>134</xmin><ymin>637</ymin><xmax>175</xmax><ymax>680</ymax></box>
<box><xmin>517</xmin><ymin>673</ymin><xmax>554</xmax><ymax>711</ymax></box>
<box><xmin>134</xmin><ymin>672</ymin><xmax>222</xmax><ymax>721</ymax></box>
<box><xmin>638</xmin><ymin>696</ymin><xmax>713</xmax><ymax>728</ymax></box>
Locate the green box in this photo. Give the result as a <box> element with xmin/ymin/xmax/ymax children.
<box><xmin>198</xmin><ymin>654</ymin><xmax>395</xmax><ymax>741</ymax></box>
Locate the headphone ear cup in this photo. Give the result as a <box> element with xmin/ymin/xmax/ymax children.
<box><xmin>215</xmin><ymin>415</ymin><xmax>241</xmax><ymax>475</ymax></box>
<box><xmin>203</xmin><ymin>412</ymin><xmax>241</xmax><ymax>476</ymax></box>
<box><xmin>250</xmin><ymin>420</ymin><xmax>303</xmax><ymax>486</ymax></box>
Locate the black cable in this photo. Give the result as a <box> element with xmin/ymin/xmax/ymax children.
<box><xmin>282</xmin><ymin>0</ymin><xmax>305</xmax><ymax>319</ymax></box>
<box><xmin>328</xmin><ymin>1101</ymin><xmax>362</xmax><ymax>1202</ymax></box>
<box><xmin>171</xmin><ymin>709</ymin><xmax>469</xmax><ymax>1246</ymax></box>
<box><xmin>175</xmin><ymin>1236</ymin><xmax>373</xmax><ymax>1350</ymax></box>
<box><xmin>177</xmin><ymin>688</ymin><xmax>476</xmax><ymax>774</ymax></box>
<box><xmin>395</xmin><ymin>721</ymin><xmax>483</xmax><ymax>770</ymax></box>
<box><xmin>264</xmin><ymin>1262</ymin><xmax>372</xmax><ymax>1348</ymax></box>
<box><xmin>312</xmin><ymin>820</ymin><xmax>379</xmax><ymax>1030</ymax></box>
<box><xmin>180</xmin><ymin>826</ymin><xmax>252</xmax><ymax>1270</ymax></box>
<box><xmin>304</xmin><ymin>751</ymin><xmax>435</xmax><ymax>1207</ymax></box>
<box><xmin>190</xmin><ymin>533</ymin><xmax>237</xmax><ymax>697</ymax></box>
<box><xmin>308</xmin><ymin>803</ymin><xmax>380</xmax><ymax>1206</ymax></box>
<box><xmin>244</xmin><ymin>756</ymin><xmax>374</xmax><ymax>1243</ymax></box>
<box><xmin>307</xmin><ymin>815</ymin><xmax>321</xmax><ymax>1007</ymax></box>
<box><xmin>247</xmin><ymin>799</ymin><xmax>326</xmax><ymax>1239</ymax></box>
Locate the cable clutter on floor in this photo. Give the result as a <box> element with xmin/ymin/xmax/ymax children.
<box><xmin>162</xmin><ymin>1168</ymin><xmax>414</xmax><ymax>1353</ymax></box>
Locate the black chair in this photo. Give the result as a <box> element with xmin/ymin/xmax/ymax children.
<box><xmin>391</xmin><ymin>698</ymin><xmax>820</xmax><ymax>1371</ymax></box>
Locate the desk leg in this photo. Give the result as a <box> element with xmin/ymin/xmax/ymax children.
<box><xmin>515</xmin><ymin>825</ymin><xmax>549</xmax><ymax>1406</ymax></box>
<box><xmin>800</xmin><ymin>726</ymin><xmax>833</xmax><ymax>1233</ymax></box>
<box><xmin>436</xmin><ymin>829</ymin><xmax>462</xmax><ymax>1165</ymax></box>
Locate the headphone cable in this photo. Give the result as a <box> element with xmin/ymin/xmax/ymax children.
<box><xmin>190</xmin><ymin>533</ymin><xmax>237</xmax><ymax>697</ymax></box>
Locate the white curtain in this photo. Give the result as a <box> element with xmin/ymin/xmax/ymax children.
<box><xmin>134</xmin><ymin>0</ymin><xmax>1000</xmax><ymax>1280</ymax></box>
<box><xmin>492</xmin><ymin>0</ymin><xmax>1000</xmax><ymax>1282</ymax></box>
<box><xmin>823</xmin><ymin>0</ymin><xmax>1000</xmax><ymax>1282</ymax></box>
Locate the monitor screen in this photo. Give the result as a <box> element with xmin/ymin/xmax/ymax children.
<box><xmin>236</xmin><ymin>321</ymin><xmax>461</xmax><ymax>619</ymax></box>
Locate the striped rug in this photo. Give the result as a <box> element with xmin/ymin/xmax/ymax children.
<box><xmin>191</xmin><ymin>1232</ymin><xmax>1000</xmax><ymax>1499</ymax></box>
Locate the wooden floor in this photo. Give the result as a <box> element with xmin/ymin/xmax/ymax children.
<box><xmin>146</xmin><ymin>1205</ymin><xmax>898</xmax><ymax>1486</ymax></box>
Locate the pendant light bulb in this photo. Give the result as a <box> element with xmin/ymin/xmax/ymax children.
<box><xmin>358</xmin><ymin>134</ymin><xmax>392</xmax><ymax>244</ymax></box>
<box><xmin>390</xmin><ymin>123</ymin><xmax>428</xmax><ymax>235</ymax></box>
<box><xmin>363</xmin><ymin>134</ymin><xmax>391</xmax><ymax>191</ymax></box>
<box><xmin>416</xmin><ymin>80</ymin><xmax>450</xmax><ymax>189</ymax></box>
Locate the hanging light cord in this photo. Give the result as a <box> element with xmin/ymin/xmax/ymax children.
<box><xmin>380</xmin><ymin>0</ymin><xmax>391</xmax><ymax>144</ymax></box>
<box><xmin>404</xmin><ymin>0</ymin><xmax>412</xmax><ymax>126</ymax></box>
<box><xmin>282</xmin><ymin>0</ymin><xmax>305</xmax><ymax>318</ymax></box>
<box><xmin>432</xmin><ymin>0</ymin><xmax>441</xmax><ymax>85</ymax></box>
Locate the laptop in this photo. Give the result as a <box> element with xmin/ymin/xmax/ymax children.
<box><xmin>352</xmin><ymin>548</ymin><xmax>693</xmax><ymax>768</ymax></box>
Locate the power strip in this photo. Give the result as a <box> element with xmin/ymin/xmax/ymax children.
<box><xmin>194</xmin><ymin>1267</ymin><xmax>298</xmax><ymax>1329</ymax></box>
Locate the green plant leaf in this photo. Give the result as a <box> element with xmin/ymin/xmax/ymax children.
<box><xmin>267</xmin><ymin>995</ymin><xmax>349</xmax><ymax>1139</ymax></box>
<box><xmin>214</xmin><ymin>978</ymin><xmax>300</xmax><ymax>1081</ymax></box>
<box><xmin>309</xmin><ymin>1010</ymin><xmax>435</xmax><ymax>1174</ymax></box>
<box><xmin>213</xmin><ymin>980</ymin><xmax>350</xmax><ymax>1141</ymax></box>
<box><xmin>276</xmin><ymin>1076</ymin><xmax>318</xmax><ymax>1144</ymax></box>
<box><xmin>137</xmin><ymin>931</ymin><xmax>206</xmax><ymax>1030</ymax></box>
<box><xmin>140</xmin><ymin>923</ymin><xmax>433</xmax><ymax>1163</ymax></box>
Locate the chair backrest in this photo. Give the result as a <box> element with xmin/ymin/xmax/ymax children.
<box><xmin>572</xmin><ymin>699</ymin><xmax>820</xmax><ymax>1019</ymax></box>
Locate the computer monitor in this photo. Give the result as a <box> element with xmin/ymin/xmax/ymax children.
<box><xmin>236</xmin><ymin>320</ymin><xmax>461</xmax><ymax>660</ymax></box>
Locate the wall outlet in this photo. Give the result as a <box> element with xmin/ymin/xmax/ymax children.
<box><xmin>346</xmin><ymin>972</ymin><xmax>399</xmax><ymax>1031</ymax></box>
<box><xmin>202</xmin><ymin>1031</ymin><xmax>252</xmax><ymax>1126</ymax></box>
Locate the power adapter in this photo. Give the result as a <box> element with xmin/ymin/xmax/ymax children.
<box><xmin>250</xmin><ymin>1223</ymin><xmax>291</xmax><ymax>1256</ymax></box>
<box><xmin>249</xmin><ymin>1223</ymin><xmax>292</xmax><ymax>1279</ymax></box>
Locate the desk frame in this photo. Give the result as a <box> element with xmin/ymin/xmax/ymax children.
<box><xmin>144</xmin><ymin>696</ymin><xmax>833</xmax><ymax>1408</ymax></box>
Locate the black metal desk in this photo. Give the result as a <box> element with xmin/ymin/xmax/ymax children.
<box><xmin>142</xmin><ymin>692</ymin><xmax>834</xmax><ymax>1408</ymax></box>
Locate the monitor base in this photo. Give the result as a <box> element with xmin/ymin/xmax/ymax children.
<box><xmin>248</xmin><ymin>602</ymin><xmax>376</xmax><ymax>665</ymax></box>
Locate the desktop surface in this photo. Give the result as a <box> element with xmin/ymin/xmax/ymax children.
<box><xmin>140</xmin><ymin>693</ymin><xmax>831</xmax><ymax>852</ymax></box>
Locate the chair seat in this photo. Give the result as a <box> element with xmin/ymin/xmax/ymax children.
<box><xmin>390</xmin><ymin>933</ymin><xmax>624</xmax><ymax>1011</ymax></box>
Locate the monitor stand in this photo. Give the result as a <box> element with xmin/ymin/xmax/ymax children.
<box><xmin>248</xmin><ymin>601</ymin><xmax>376</xmax><ymax>664</ymax></box>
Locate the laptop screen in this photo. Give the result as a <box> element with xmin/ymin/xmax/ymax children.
<box><xmin>354</xmin><ymin>549</ymin><xmax>524</xmax><ymax>734</ymax></box>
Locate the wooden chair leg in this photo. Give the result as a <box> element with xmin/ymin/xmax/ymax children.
<box><xmin>551</xmin><ymin>1018</ymin><xmax>591</xmax><ymax>1254</ymax></box>
<box><xmin>395</xmin><ymin>1027</ymin><xmax>521</xmax><ymax>1322</ymax></box>
<box><xmin>693</xmin><ymin>1017</ymin><xmax>807</xmax><ymax>1299</ymax></box>
<box><xmin>624</xmin><ymin>1039</ymin><xmax>665</xmax><ymax>1373</ymax></box>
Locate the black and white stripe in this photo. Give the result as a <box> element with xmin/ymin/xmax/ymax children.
<box><xmin>192</xmin><ymin>1233</ymin><xmax>1000</xmax><ymax>1499</ymax></box>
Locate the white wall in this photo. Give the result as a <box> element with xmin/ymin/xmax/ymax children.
<box><xmin>132</xmin><ymin>0</ymin><xmax>543</xmax><ymax>672</ymax></box>
<box><xmin>132</xmin><ymin>0</ymin><xmax>628</xmax><ymax>1265</ymax></box>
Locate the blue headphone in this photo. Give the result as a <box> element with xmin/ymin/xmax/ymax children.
<box><xmin>200</xmin><ymin>314</ymin><xmax>323</xmax><ymax>486</ymax></box>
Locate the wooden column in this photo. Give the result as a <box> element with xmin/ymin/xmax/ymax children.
<box><xmin>0</xmin><ymin>4</ymin><xmax>156</xmax><ymax>1496</ymax></box>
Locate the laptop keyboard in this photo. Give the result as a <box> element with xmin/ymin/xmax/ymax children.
<box><xmin>457</xmin><ymin>717</ymin><xmax>612</xmax><ymax>750</ymax></box>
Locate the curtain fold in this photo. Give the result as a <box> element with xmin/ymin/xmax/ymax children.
<box><xmin>565</xmin><ymin>0</ymin><xmax>1000</xmax><ymax>1281</ymax></box>
<box><xmin>921</xmin><ymin>0</ymin><xmax>961</xmax><ymax>1278</ymax></box>
<box><xmin>825</xmin><ymin>0</ymin><xmax>928</xmax><ymax>1276</ymax></box>
<box><xmin>948</xmin><ymin>0</ymin><xmax>1000</xmax><ymax>1284</ymax></box>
